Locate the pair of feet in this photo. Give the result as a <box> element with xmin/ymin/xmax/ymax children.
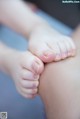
<box><xmin>0</xmin><ymin>21</ymin><xmax>76</xmax><ymax>99</ymax></box>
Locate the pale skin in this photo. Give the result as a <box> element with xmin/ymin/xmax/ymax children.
<box><xmin>39</xmin><ymin>26</ymin><xmax>80</xmax><ymax>119</ymax></box>
<box><xmin>0</xmin><ymin>0</ymin><xmax>76</xmax><ymax>98</ymax></box>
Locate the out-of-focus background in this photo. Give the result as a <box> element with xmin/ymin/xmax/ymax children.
<box><xmin>0</xmin><ymin>0</ymin><xmax>80</xmax><ymax>119</ymax></box>
<box><xmin>25</xmin><ymin>0</ymin><xmax>80</xmax><ymax>28</ymax></box>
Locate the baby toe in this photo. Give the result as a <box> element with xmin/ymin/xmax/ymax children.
<box><xmin>31</xmin><ymin>57</ymin><xmax>44</xmax><ymax>74</ymax></box>
<box><xmin>71</xmin><ymin>49</ymin><xmax>76</xmax><ymax>56</ymax></box>
<box><xmin>21</xmin><ymin>70</ymin><xmax>36</xmax><ymax>80</ymax></box>
<box><xmin>54</xmin><ymin>54</ymin><xmax>61</xmax><ymax>61</ymax></box>
<box><xmin>22</xmin><ymin>51</ymin><xmax>44</xmax><ymax>75</ymax></box>
<box><xmin>38</xmin><ymin>43</ymin><xmax>61</xmax><ymax>62</ymax></box>
<box><xmin>31</xmin><ymin>43</ymin><xmax>57</xmax><ymax>63</ymax></box>
<box><xmin>57</xmin><ymin>41</ymin><xmax>68</xmax><ymax>60</ymax></box>
<box><xmin>65</xmin><ymin>37</ymin><xmax>76</xmax><ymax>57</ymax></box>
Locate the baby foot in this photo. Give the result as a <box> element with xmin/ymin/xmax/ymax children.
<box><xmin>0</xmin><ymin>45</ymin><xmax>44</xmax><ymax>98</ymax></box>
<box><xmin>29</xmin><ymin>24</ymin><xmax>76</xmax><ymax>63</ymax></box>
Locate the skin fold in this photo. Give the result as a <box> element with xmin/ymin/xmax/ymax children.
<box><xmin>39</xmin><ymin>26</ymin><xmax>80</xmax><ymax>119</ymax></box>
<box><xmin>0</xmin><ymin>0</ymin><xmax>76</xmax><ymax>98</ymax></box>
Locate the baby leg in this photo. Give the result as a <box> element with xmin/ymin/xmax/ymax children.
<box><xmin>39</xmin><ymin>27</ymin><xmax>80</xmax><ymax>119</ymax></box>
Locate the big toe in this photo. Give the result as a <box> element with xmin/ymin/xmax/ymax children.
<box><xmin>38</xmin><ymin>50</ymin><xmax>56</xmax><ymax>63</ymax></box>
<box><xmin>32</xmin><ymin>57</ymin><xmax>44</xmax><ymax>74</ymax></box>
<box><xmin>29</xmin><ymin>44</ymin><xmax>56</xmax><ymax>63</ymax></box>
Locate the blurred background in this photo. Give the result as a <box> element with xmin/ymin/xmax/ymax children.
<box><xmin>0</xmin><ymin>0</ymin><xmax>80</xmax><ymax>119</ymax></box>
<box><xmin>25</xmin><ymin>0</ymin><xmax>80</xmax><ymax>28</ymax></box>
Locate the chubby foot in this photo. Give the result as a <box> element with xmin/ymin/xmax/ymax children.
<box><xmin>0</xmin><ymin>44</ymin><xmax>44</xmax><ymax>98</ymax></box>
<box><xmin>29</xmin><ymin>24</ymin><xmax>76</xmax><ymax>63</ymax></box>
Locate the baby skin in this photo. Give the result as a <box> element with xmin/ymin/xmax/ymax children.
<box><xmin>29</xmin><ymin>24</ymin><xmax>76</xmax><ymax>62</ymax></box>
<box><xmin>0</xmin><ymin>0</ymin><xmax>76</xmax><ymax>63</ymax></box>
<box><xmin>0</xmin><ymin>0</ymin><xmax>76</xmax><ymax>99</ymax></box>
<box><xmin>0</xmin><ymin>42</ymin><xmax>44</xmax><ymax>98</ymax></box>
<box><xmin>0</xmin><ymin>32</ymin><xmax>76</xmax><ymax>99</ymax></box>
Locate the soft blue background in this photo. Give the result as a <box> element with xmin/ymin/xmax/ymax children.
<box><xmin>0</xmin><ymin>10</ymin><xmax>73</xmax><ymax>119</ymax></box>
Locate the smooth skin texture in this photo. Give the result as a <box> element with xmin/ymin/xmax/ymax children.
<box><xmin>0</xmin><ymin>43</ymin><xmax>44</xmax><ymax>98</ymax></box>
<box><xmin>39</xmin><ymin>26</ymin><xmax>80</xmax><ymax>119</ymax></box>
<box><xmin>0</xmin><ymin>0</ymin><xmax>76</xmax><ymax>62</ymax></box>
<box><xmin>0</xmin><ymin>0</ymin><xmax>76</xmax><ymax>98</ymax></box>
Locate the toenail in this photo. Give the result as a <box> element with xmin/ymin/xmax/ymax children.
<box><xmin>32</xmin><ymin>94</ymin><xmax>37</xmax><ymax>97</ymax></box>
<box><xmin>71</xmin><ymin>49</ymin><xmax>76</xmax><ymax>56</ymax></box>
<box><xmin>55</xmin><ymin>54</ymin><xmax>60</xmax><ymax>60</ymax></box>
<box><xmin>68</xmin><ymin>51</ymin><xmax>72</xmax><ymax>56</ymax></box>
<box><xmin>43</xmin><ymin>51</ymin><xmax>53</xmax><ymax>58</ymax></box>
<box><xmin>33</xmin><ymin>75</ymin><xmax>39</xmax><ymax>80</ymax></box>
<box><xmin>32</xmin><ymin>61</ymin><xmax>39</xmax><ymax>74</ymax></box>
<box><xmin>34</xmin><ymin>82</ymin><xmax>39</xmax><ymax>87</ymax></box>
<box><xmin>62</xmin><ymin>53</ymin><xmax>67</xmax><ymax>58</ymax></box>
<box><xmin>33</xmin><ymin>84</ymin><xmax>36</xmax><ymax>88</ymax></box>
<box><xmin>32</xmin><ymin>89</ymin><xmax>37</xmax><ymax>94</ymax></box>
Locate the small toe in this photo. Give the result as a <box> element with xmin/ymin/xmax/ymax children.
<box><xmin>65</xmin><ymin>36</ymin><xmax>76</xmax><ymax>57</ymax></box>
<box><xmin>54</xmin><ymin>54</ymin><xmax>61</xmax><ymax>61</ymax></box>
<box><xmin>22</xmin><ymin>51</ymin><xmax>44</xmax><ymax>74</ymax></box>
<box><xmin>31</xmin><ymin>57</ymin><xmax>44</xmax><ymax>74</ymax></box>
<box><xmin>38</xmin><ymin>43</ymin><xmax>61</xmax><ymax>62</ymax></box>
<box><xmin>30</xmin><ymin>43</ymin><xmax>58</xmax><ymax>63</ymax></box>
<box><xmin>57</xmin><ymin>41</ymin><xmax>68</xmax><ymax>60</ymax></box>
